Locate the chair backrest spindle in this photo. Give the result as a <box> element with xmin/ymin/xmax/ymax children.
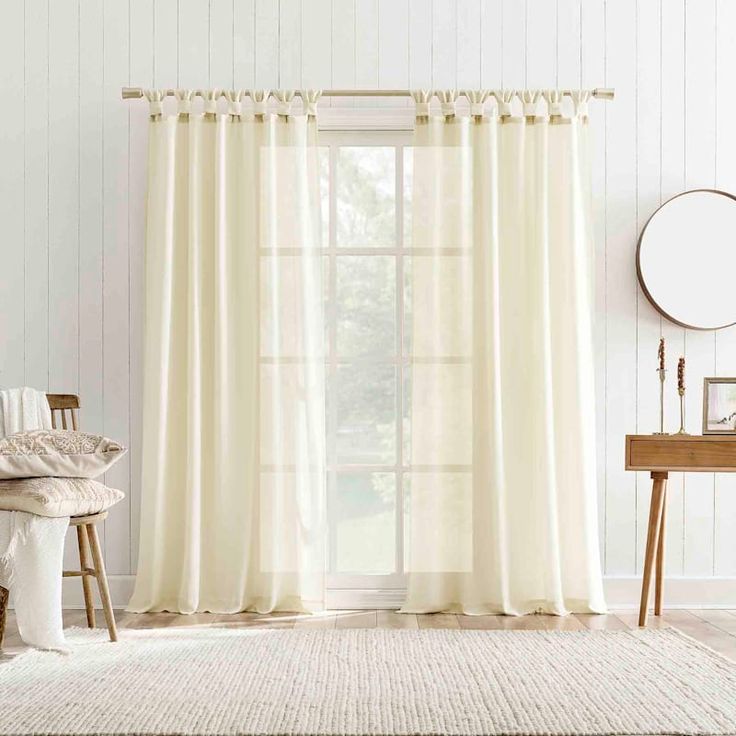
<box><xmin>46</xmin><ymin>394</ymin><xmax>81</xmax><ymax>433</ymax></box>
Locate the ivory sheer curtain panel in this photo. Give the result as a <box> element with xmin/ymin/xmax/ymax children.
<box><xmin>401</xmin><ymin>90</ymin><xmax>606</xmax><ymax>615</ymax></box>
<box><xmin>129</xmin><ymin>90</ymin><xmax>326</xmax><ymax>614</ymax></box>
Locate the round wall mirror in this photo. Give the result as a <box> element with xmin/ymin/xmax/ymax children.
<box><xmin>637</xmin><ymin>189</ymin><xmax>736</xmax><ymax>330</ymax></box>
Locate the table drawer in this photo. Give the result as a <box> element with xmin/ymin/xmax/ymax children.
<box><xmin>626</xmin><ymin>435</ymin><xmax>736</xmax><ymax>472</ymax></box>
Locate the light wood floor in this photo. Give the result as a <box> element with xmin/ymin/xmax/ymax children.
<box><xmin>3</xmin><ymin>609</ymin><xmax>736</xmax><ymax>660</ymax></box>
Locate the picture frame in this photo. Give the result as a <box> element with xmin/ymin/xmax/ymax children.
<box><xmin>702</xmin><ymin>377</ymin><xmax>736</xmax><ymax>434</ymax></box>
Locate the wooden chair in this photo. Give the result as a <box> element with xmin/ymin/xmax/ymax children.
<box><xmin>0</xmin><ymin>394</ymin><xmax>118</xmax><ymax>648</ymax></box>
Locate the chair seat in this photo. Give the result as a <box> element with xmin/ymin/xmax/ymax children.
<box><xmin>0</xmin><ymin>477</ymin><xmax>123</xmax><ymax>518</ymax></box>
<box><xmin>69</xmin><ymin>511</ymin><xmax>108</xmax><ymax>525</ymax></box>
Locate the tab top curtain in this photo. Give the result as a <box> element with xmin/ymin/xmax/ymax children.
<box><xmin>129</xmin><ymin>90</ymin><xmax>326</xmax><ymax>614</ymax></box>
<box><xmin>401</xmin><ymin>89</ymin><xmax>606</xmax><ymax>615</ymax></box>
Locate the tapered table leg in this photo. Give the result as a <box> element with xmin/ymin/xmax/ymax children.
<box><xmin>654</xmin><ymin>484</ymin><xmax>668</xmax><ymax>616</ymax></box>
<box><xmin>639</xmin><ymin>472</ymin><xmax>668</xmax><ymax>627</ymax></box>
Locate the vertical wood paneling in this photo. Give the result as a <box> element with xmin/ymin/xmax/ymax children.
<box><xmin>102</xmin><ymin>0</ymin><xmax>130</xmax><ymax>575</ymax></box>
<box><xmin>48</xmin><ymin>0</ymin><xmax>81</xmax><ymax>573</ymax></box>
<box><xmin>556</xmin><ymin>0</ymin><xmax>581</xmax><ymax>88</ymax></box>
<box><xmin>634</xmin><ymin>0</ymin><xmax>662</xmax><ymax>572</ymax></box>
<box><xmin>432</xmin><ymin>0</ymin><xmax>457</xmax><ymax>89</ymax></box>
<box><xmin>78</xmin><ymin>0</ymin><xmax>105</xmax><ymax>564</ymax></box>
<box><xmin>660</xmin><ymin>0</ymin><xmax>686</xmax><ymax>576</ymax></box>
<box><xmin>301</xmin><ymin>0</ymin><xmax>332</xmax><ymax>89</ymax></box>
<box><xmin>154</xmin><ymin>0</ymin><xmax>178</xmax><ymax>87</ymax></box>
<box><xmin>409</xmin><ymin>0</ymin><xmax>432</xmax><ymax>88</ymax></box>
<box><xmin>332</xmin><ymin>0</ymin><xmax>356</xmax><ymax>106</ymax></box>
<box><xmin>0</xmin><ymin>0</ymin><xmax>25</xmax><ymax>388</ymax></box>
<box><xmin>501</xmin><ymin>0</ymin><xmax>525</xmax><ymax>87</ymax></box>
<box><xmin>682</xmin><ymin>0</ymin><xmax>717</xmax><ymax>577</ymax></box>
<box><xmin>581</xmin><ymin>0</ymin><xmax>606</xmax><ymax>563</ymax></box>
<box><xmin>604</xmin><ymin>0</ymin><xmax>638</xmax><ymax>575</ymax></box>
<box><xmin>179</xmin><ymin>0</ymin><xmax>209</xmax><ymax>89</ymax></box>
<box><xmin>233</xmin><ymin>0</ymin><xmax>255</xmax><ymax>88</ymax></box>
<box><xmin>456</xmin><ymin>0</ymin><xmax>481</xmax><ymax>89</ymax></box>
<box><xmin>480</xmin><ymin>0</ymin><xmax>502</xmax><ymax>88</ymax></box>
<box><xmin>378</xmin><ymin>0</ymin><xmax>408</xmax><ymax>108</ymax></box>
<box><xmin>129</xmin><ymin>0</ymin><xmax>155</xmax><ymax>573</ymax></box>
<box><xmin>526</xmin><ymin>0</ymin><xmax>555</xmax><ymax>88</ymax></box>
<box><xmin>10</xmin><ymin>0</ymin><xmax>736</xmax><ymax>593</ymax></box>
<box><xmin>255</xmin><ymin>0</ymin><xmax>278</xmax><ymax>88</ymax></box>
<box><xmin>210</xmin><ymin>0</ymin><xmax>234</xmax><ymax>88</ymax></box>
<box><xmin>714</xmin><ymin>0</ymin><xmax>736</xmax><ymax>576</ymax></box>
<box><xmin>279</xmin><ymin>0</ymin><xmax>301</xmax><ymax>89</ymax></box>
<box><xmin>48</xmin><ymin>0</ymin><xmax>79</xmax><ymax>397</ymax></box>
<box><xmin>379</xmin><ymin>0</ymin><xmax>409</xmax><ymax>89</ymax></box>
<box><xmin>355</xmin><ymin>0</ymin><xmax>378</xmax><ymax>107</ymax></box>
<box><xmin>24</xmin><ymin>0</ymin><xmax>49</xmax><ymax>391</ymax></box>
<box><xmin>684</xmin><ymin>0</ymin><xmax>716</xmax><ymax>188</ymax></box>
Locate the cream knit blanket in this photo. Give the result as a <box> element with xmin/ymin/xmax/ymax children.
<box><xmin>0</xmin><ymin>388</ymin><xmax>68</xmax><ymax>651</ymax></box>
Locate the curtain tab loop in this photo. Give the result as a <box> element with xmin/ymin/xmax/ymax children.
<box><xmin>175</xmin><ymin>89</ymin><xmax>194</xmax><ymax>117</ymax></box>
<box><xmin>521</xmin><ymin>90</ymin><xmax>542</xmax><ymax>119</ymax></box>
<box><xmin>569</xmin><ymin>90</ymin><xmax>591</xmax><ymax>122</ymax></box>
<box><xmin>251</xmin><ymin>89</ymin><xmax>270</xmax><ymax>116</ymax></box>
<box><xmin>224</xmin><ymin>89</ymin><xmax>244</xmax><ymax>117</ymax></box>
<box><xmin>202</xmin><ymin>89</ymin><xmax>221</xmax><ymax>116</ymax></box>
<box><xmin>274</xmin><ymin>90</ymin><xmax>295</xmax><ymax>117</ymax></box>
<box><xmin>145</xmin><ymin>89</ymin><xmax>165</xmax><ymax>118</ymax></box>
<box><xmin>493</xmin><ymin>90</ymin><xmax>515</xmax><ymax>119</ymax></box>
<box><xmin>465</xmin><ymin>90</ymin><xmax>490</xmax><ymax>117</ymax></box>
<box><xmin>411</xmin><ymin>90</ymin><xmax>432</xmax><ymax>118</ymax></box>
<box><xmin>437</xmin><ymin>90</ymin><xmax>458</xmax><ymax>118</ymax></box>
<box><xmin>543</xmin><ymin>90</ymin><xmax>564</xmax><ymax>119</ymax></box>
<box><xmin>302</xmin><ymin>89</ymin><xmax>322</xmax><ymax>117</ymax></box>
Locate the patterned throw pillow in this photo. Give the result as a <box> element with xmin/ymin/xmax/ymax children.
<box><xmin>0</xmin><ymin>477</ymin><xmax>124</xmax><ymax>517</ymax></box>
<box><xmin>0</xmin><ymin>430</ymin><xmax>126</xmax><ymax>480</ymax></box>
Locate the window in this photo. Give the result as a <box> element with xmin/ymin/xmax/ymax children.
<box><xmin>320</xmin><ymin>130</ymin><xmax>412</xmax><ymax>594</ymax></box>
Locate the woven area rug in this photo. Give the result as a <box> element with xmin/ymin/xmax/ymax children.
<box><xmin>1</xmin><ymin>627</ymin><xmax>736</xmax><ymax>735</ymax></box>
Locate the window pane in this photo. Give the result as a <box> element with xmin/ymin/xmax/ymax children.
<box><xmin>337</xmin><ymin>147</ymin><xmax>395</xmax><ymax>247</ymax></box>
<box><xmin>336</xmin><ymin>364</ymin><xmax>396</xmax><ymax>464</ymax></box>
<box><xmin>336</xmin><ymin>472</ymin><xmax>396</xmax><ymax>573</ymax></box>
<box><xmin>403</xmin><ymin>255</ymin><xmax>412</xmax><ymax>356</ymax></box>
<box><xmin>337</xmin><ymin>255</ymin><xmax>395</xmax><ymax>358</ymax></box>
<box><xmin>403</xmin><ymin>147</ymin><xmax>413</xmax><ymax>248</ymax></box>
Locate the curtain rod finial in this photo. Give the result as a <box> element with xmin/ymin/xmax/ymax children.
<box><xmin>593</xmin><ymin>88</ymin><xmax>615</xmax><ymax>100</ymax></box>
<box><xmin>122</xmin><ymin>87</ymin><xmax>144</xmax><ymax>100</ymax></box>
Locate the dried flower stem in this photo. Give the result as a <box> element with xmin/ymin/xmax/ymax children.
<box><xmin>654</xmin><ymin>338</ymin><xmax>668</xmax><ymax>434</ymax></box>
<box><xmin>676</xmin><ymin>356</ymin><xmax>687</xmax><ymax>434</ymax></box>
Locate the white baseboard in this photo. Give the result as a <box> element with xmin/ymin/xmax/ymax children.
<box><xmin>52</xmin><ymin>575</ymin><xmax>736</xmax><ymax>611</ymax></box>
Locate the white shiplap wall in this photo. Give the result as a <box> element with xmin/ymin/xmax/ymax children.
<box><xmin>1</xmin><ymin>0</ymin><xmax>735</xmax><ymax>602</ymax></box>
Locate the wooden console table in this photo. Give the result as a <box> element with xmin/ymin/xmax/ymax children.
<box><xmin>626</xmin><ymin>434</ymin><xmax>736</xmax><ymax>626</ymax></box>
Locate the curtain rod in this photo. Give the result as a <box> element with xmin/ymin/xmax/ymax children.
<box><xmin>121</xmin><ymin>87</ymin><xmax>615</xmax><ymax>101</ymax></box>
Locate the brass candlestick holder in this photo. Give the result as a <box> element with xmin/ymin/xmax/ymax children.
<box><xmin>654</xmin><ymin>368</ymin><xmax>667</xmax><ymax>434</ymax></box>
<box><xmin>677</xmin><ymin>389</ymin><xmax>687</xmax><ymax>434</ymax></box>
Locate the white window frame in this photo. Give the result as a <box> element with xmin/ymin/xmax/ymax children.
<box><xmin>318</xmin><ymin>122</ymin><xmax>414</xmax><ymax>606</ymax></box>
